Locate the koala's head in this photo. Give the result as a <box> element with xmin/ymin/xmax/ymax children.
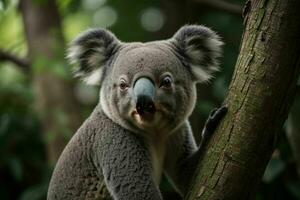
<box><xmin>68</xmin><ymin>25</ymin><xmax>223</xmax><ymax>135</ymax></box>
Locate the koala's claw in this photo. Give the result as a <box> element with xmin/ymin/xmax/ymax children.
<box><xmin>209</xmin><ymin>105</ymin><xmax>227</xmax><ymax>122</ymax></box>
<box><xmin>202</xmin><ymin>105</ymin><xmax>228</xmax><ymax>139</ymax></box>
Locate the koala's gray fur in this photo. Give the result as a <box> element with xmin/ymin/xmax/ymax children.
<box><xmin>48</xmin><ymin>25</ymin><xmax>223</xmax><ymax>200</ymax></box>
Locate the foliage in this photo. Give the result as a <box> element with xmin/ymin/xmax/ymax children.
<box><xmin>0</xmin><ymin>71</ymin><xmax>49</xmax><ymax>200</ymax></box>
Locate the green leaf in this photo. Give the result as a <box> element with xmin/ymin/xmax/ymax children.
<box><xmin>262</xmin><ymin>157</ymin><xmax>285</xmax><ymax>183</ymax></box>
<box><xmin>19</xmin><ymin>183</ymin><xmax>48</xmax><ymax>200</ymax></box>
<box><xmin>0</xmin><ymin>0</ymin><xmax>8</xmax><ymax>10</ymax></box>
<box><xmin>9</xmin><ymin>157</ymin><xmax>23</xmax><ymax>182</ymax></box>
<box><xmin>287</xmin><ymin>181</ymin><xmax>300</xmax><ymax>198</ymax></box>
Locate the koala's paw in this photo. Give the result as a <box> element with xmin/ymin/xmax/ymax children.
<box><xmin>201</xmin><ymin>105</ymin><xmax>228</xmax><ymax>139</ymax></box>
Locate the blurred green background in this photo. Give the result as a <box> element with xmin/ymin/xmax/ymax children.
<box><xmin>0</xmin><ymin>0</ymin><xmax>299</xmax><ymax>199</ymax></box>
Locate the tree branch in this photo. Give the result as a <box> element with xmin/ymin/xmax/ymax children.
<box><xmin>194</xmin><ymin>0</ymin><xmax>243</xmax><ymax>16</ymax></box>
<box><xmin>0</xmin><ymin>49</ymin><xmax>30</xmax><ymax>71</ymax></box>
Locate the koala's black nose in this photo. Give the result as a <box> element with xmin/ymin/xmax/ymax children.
<box><xmin>133</xmin><ymin>77</ymin><xmax>156</xmax><ymax>115</ymax></box>
<box><xmin>136</xmin><ymin>95</ymin><xmax>156</xmax><ymax>115</ymax></box>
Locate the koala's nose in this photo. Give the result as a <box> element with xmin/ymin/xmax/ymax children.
<box><xmin>133</xmin><ymin>77</ymin><xmax>156</xmax><ymax>115</ymax></box>
<box><xmin>136</xmin><ymin>95</ymin><xmax>156</xmax><ymax>115</ymax></box>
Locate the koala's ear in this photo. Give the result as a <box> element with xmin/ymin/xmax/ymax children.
<box><xmin>67</xmin><ymin>29</ymin><xmax>120</xmax><ymax>85</ymax></box>
<box><xmin>171</xmin><ymin>25</ymin><xmax>223</xmax><ymax>82</ymax></box>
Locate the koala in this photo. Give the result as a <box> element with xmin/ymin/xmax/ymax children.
<box><xmin>47</xmin><ymin>25</ymin><xmax>227</xmax><ymax>200</ymax></box>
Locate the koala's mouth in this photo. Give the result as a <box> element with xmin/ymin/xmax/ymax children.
<box><xmin>132</xmin><ymin>110</ymin><xmax>155</xmax><ymax>123</ymax></box>
<box><xmin>131</xmin><ymin>109</ymin><xmax>166</xmax><ymax>130</ymax></box>
<box><xmin>130</xmin><ymin>105</ymin><xmax>168</xmax><ymax>131</ymax></box>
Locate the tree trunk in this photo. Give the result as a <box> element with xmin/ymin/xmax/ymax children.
<box><xmin>185</xmin><ymin>0</ymin><xmax>300</xmax><ymax>199</ymax></box>
<box><xmin>159</xmin><ymin>0</ymin><xmax>188</xmax><ymax>39</ymax></box>
<box><xmin>19</xmin><ymin>0</ymin><xmax>82</xmax><ymax>164</ymax></box>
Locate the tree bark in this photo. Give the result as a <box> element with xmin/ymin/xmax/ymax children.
<box><xmin>19</xmin><ymin>0</ymin><xmax>82</xmax><ymax>164</ymax></box>
<box><xmin>186</xmin><ymin>0</ymin><xmax>300</xmax><ymax>199</ymax></box>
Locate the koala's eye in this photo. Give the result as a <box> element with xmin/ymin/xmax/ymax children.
<box><xmin>119</xmin><ymin>79</ymin><xmax>128</xmax><ymax>91</ymax></box>
<box><xmin>160</xmin><ymin>76</ymin><xmax>172</xmax><ymax>89</ymax></box>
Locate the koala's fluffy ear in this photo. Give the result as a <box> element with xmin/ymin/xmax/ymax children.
<box><xmin>67</xmin><ymin>29</ymin><xmax>120</xmax><ymax>85</ymax></box>
<box><xmin>171</xmin><ymin>25</ymin><xmax>223</xmax><ymax>82</ymax></box>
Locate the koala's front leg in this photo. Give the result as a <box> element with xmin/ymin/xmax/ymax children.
<box><xmin>95</xmin><ymin>127</ymin><xmax>163</xmax><ymax>200</ymax></box>
<box><xmin>164</xmin><ymin>106</ymin><xmax>227</xmax><ymax>196</ymax></box>
<box><xmin>183</xmin><ymin>105</ymin><xmax>227</xmax><ymax>192</ymax></box>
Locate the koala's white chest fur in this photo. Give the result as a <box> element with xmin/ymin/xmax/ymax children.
<box><xmin>145</xmin><ymin>137</ymin><xmax>166</xmax><ymax>184</ymax></box>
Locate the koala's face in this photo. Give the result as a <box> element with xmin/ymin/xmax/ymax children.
<box><xmin>68</xmin><ymin>25</ymin><xmax>223</xmax><ymax>134</ymax></box>
<box><xmin>99</xmin><ymin>44</ymin><xmax>195</xmax><ymax>133</ymax></box>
